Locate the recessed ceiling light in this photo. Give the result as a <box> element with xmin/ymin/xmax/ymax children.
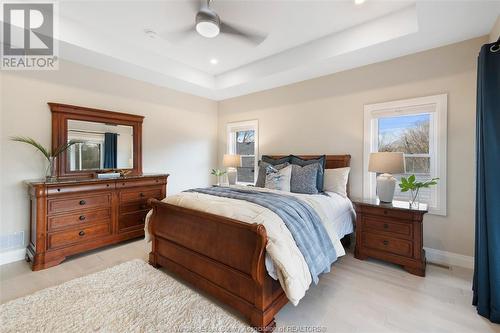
<box><xmin>144</xmin><ymin>29</ymin><xmax>158</xmax><ymax>39</ymax></box>
<box><xmin>210</xmin><ymin>58</ymin><xmax>218</xmax><ymax>65</ymax></box>
<box><xmin>354</xmin><ymin>0</ymin><xmax>366</xmax><ymax>5</ymax></box>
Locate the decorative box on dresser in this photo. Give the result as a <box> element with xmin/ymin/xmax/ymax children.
<box><xmin>354</xmin><ymin>199</ymin><xmax>428</xmax><ymax>276</ymax></box>
<box><xmin>26</xmin><ymin>174</ymin><xmax>168</xmax><ymax>270</ymax></box>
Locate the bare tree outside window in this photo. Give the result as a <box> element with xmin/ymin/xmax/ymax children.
<box><xmin>236</xmin><ymin>130</ymin><xmax>255</xmax><ymax>183</ymax></box>
<box><xmin>378</xmin><ymin>114</ymin><xmax>432</xmax><ymax>201</ymax></box>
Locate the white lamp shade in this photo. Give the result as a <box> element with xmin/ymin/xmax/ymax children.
<box><xmin>368</xmin><ymin>152</ymin><xmax>405</xmax><ymax>174</ymax></box>
<box><xmin>223</xmin><ymin>154</ymin><xmax>241</xmax><ymax>168</ymax></box>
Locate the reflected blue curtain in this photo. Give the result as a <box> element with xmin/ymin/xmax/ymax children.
<box><xmin>473</xmin><ymin>40</ymin><xmax>500</xmax><ymax>323</ymax></box>
<box><xmin>103</xmin><ymin>132</ymin><xmax>118</xmax><ymax>169</ymax></box>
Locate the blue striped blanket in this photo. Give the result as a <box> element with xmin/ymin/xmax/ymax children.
<box><xmin>186</xmin><ymin>186</ymin><xmax>337</xmax><ymax>284</ymax></box>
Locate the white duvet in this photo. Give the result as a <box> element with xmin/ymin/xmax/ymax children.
<box><xmin>145</xmin><ymin>185</ymin><xmax>355</xmax><ymax>305</ymax></box>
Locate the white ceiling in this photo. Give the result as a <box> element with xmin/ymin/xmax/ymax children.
<box><xmin>5</xmin><ymin>1</ymin><xmax>500</xmax><ymax>100</ymax></box>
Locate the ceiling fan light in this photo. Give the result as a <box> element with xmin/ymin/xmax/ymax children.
<box><xmin>196</xmin><ymin>21</ymin><xmax>220</xmax><ymax>38</ymax></box>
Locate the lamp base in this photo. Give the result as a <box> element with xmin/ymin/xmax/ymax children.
<box><xmin>376</xmin><ymin>173</ymin><xmax>397</xmax><ymax>203</ymax></box>
<box><xmin>227</xmin><ymin>168</ymin><xmax>237</xmax><ymax>185</ymax></box>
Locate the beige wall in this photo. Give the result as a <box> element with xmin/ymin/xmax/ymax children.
<box><xmin>0</xmin><ymin>60</ymin><xmax>218</xmax><ymax>245</ymax></box>
<box><xmin>490</xmin><ymin>15</ymin><xmax>500</xmax><ymax>42</ymax></box>
<box><xmin>218</xmin><ymin>36</ymin><xmax>487</xmax><ymax>257</ymax></box>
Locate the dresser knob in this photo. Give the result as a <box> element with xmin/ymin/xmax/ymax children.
<box><xmin>383</xmin><ymin>223</ymin><xmax>389</xmax><ymax>229</ymax></box>
<box><xmin>79</xmin><ymin>231</ymin><xmax>85</xmax><ymax>236</ymax></box>
<box><xmin>79</xmin><ymin>215</ymin><xmax>86</xmax><ymax>221</ymax></box>
<box><xmin>79</xmin><ymin>200</ymin><xmax>86</xmax><ymax>205</ymax></box>
<box><xmin>383</xmin><ymin>240</ymin><xmax>389</xmax><ymax>246</ymax></box>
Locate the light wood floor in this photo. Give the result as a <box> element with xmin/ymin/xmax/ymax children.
<box><xmin>1</xmin><ymin>239</ymin><xmax>498</xmax><ymax>333</ymax></box>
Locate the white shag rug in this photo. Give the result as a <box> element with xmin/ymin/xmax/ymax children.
<box><xmin>0</xmin><ymin>259</ymin><xmax>250</xmax><ymax>333</ymax></box>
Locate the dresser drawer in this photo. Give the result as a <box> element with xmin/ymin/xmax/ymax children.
<box><xmin>120</xmin><ymin>201</ymin><xmax>150</xmax><ymax>214</ymax></box>
<box><xmin>363</xmin><ymin>216</ymin><xmax>412</xmax><ymax>238</ymax></box>
<box><xmin>362</xmin><ymin>233</ymin><xmax>413</xmax><ymax>257</ymax></box>
<box><xmin>116</xmin><ymin>178</ymin><xmax>166</xmax><ymax>189</ymax></box>
<box><xmin>48</xmin><ymin>193</ymin><xmax>112</xmax><ymax>214</ymax></box>
<box><xmin>47</xmin><ymin>182</ymin><xmax>114</xmax><ymax>195</ymax></box>
<box><xmin>48</xmin><ymin>223</ymin><xmax>111</xmax><ymax>250</ymax></box>
<box><xmin>119</xmin><ymin>211</ymin><xmax>148</xmax><ymax>232</ymax></box>
<box><xmin>119</xmin><ymin>188</ymin><xmax>163</xmax><ymax>203</ymax></box>
<box><xmin>360</xmin><ymin>205</ymin><xmax>412</xmax><ymax>220</ymax></box>
<box><xmin>48</xmin><ymin>208</ymin><xmax>111</xmax><ymax>231</ymax></box>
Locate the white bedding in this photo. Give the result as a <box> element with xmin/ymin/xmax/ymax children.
<box><xmin>144</xmin><ymin>185</ymin><xmax>355</xmax><ymax>305</ymax></box>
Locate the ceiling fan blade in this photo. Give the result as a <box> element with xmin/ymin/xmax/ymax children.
<box><xmin>160</xmin><ymin>25</ymin><xmax>196</xmax><ymax>44</ymax></box>
<box><xmin>220</xmin><ymin>22</ymin><xmax>267</xmax><ymax>45</ymax></box>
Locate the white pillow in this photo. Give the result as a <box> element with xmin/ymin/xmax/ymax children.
<box><xmin>323</xmin><ymin>167</ymin><xmax>350</xmax><ymax>197</ymax></box>
<box><xmin>265</xmin><ymin>165</ymin><xmax>292</xmax><ymax>192</ymax></box>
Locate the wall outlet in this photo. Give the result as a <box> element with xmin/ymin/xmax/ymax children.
<box><xmin>0</xmin><ymin>231</ymin><xmax>25</xmax><ymax>251</ymax></box>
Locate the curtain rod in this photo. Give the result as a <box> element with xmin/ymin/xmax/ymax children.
<box><xmin>68</xmin><ymin>129</ymin><xmax>121</xmax><ymax>136</ymax></box>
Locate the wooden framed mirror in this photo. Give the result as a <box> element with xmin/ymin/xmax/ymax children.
<box><xmin>49</xmin><ymin>103</ymin><xmax>144</xmax><ymax>178</ymax></box>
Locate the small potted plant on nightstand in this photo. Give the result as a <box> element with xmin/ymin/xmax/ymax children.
<box><xmin>399</xmin><ymin>174</ymin><xmax>439</xmax><ymax>209</ymax></box>
<box><xmin>211</xmin><ymin>169</ymin><xmax>227</xmax><ymax>186</ymax></box>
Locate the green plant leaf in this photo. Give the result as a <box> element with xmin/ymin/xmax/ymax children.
<box><xmin>10</xmin><ymin>136</ymin><xmax>51</xmax><ymax>161</ymax></box>
<box><xmin>52</xmin><ymin>140</ymin><xmax>80</xmax><ymax>157</ymax></box>
<box><xmin>408</xmin><ymin>174</ymin><xmax>416</xmax><ymax>183</ymax></box>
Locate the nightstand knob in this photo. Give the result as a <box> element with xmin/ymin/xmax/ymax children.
<box><xmin>79</xmin><ymin>231</ymin><xmax>85</xmax><ymax>236</ymax></box>
<box><xmin>383</xmin><ymin>240</ymin><xmax>389</xmax><ymax>246</ymax></box>
<box><xmin>79</xmin><ymin>200</ymin><xmax>86</xmax><ymax>205</ymax></box>
<box><xmin>383</xmin><ymin>223</ymin><xmax>389</xmax><ymax>229</ymax></box>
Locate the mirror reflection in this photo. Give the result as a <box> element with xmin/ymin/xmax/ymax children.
<box><xmin>67</xmin><ymin>120</ymin><xmax>134</xmax><ymax>171</ymax></box>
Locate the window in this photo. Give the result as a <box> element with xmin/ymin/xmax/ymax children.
<box><xmin>227</xmin><ymin>120</ymin><xmax>258</xmax><ymax>184</ymax></box>
<box><xmin>67</xmin><ymin>131</ymin><xmax>105</xmax><ymax>171</ymax></box>
<box><xmin>364</xmin><ymin>94</ymin><xmax>447</xmax><ymax>215</ymax></box>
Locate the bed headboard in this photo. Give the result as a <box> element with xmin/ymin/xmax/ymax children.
<box><xmin>269</xmin><ymin>155</ymin><xmax>351</xmax><ymax>196</ymax></box>
<box><xmin>269</xmin><ymin>155</ymin><xmax>351</xmax><ymax>169</ymax></box>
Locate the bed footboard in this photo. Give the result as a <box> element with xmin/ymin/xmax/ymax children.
<box><xmin>147</xmin><ymin>198</ymin><xmax>287</xmax><ymax>331</ymax></box>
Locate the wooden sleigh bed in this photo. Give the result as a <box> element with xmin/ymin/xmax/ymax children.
<box><xmin>147</xmin><ymin>155</ymin><xmax>351</xmax><ymax>331</ymax></box>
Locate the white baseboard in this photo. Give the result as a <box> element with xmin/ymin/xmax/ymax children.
<box><xmin>425</xmin><ymin>247</ymin><xmax>474</xmax><ymax>269</ymax></box>
<box><xmin>0</xmin><ymin>248</ymin><xmax>26</xmax><ymax>266</ymax></box>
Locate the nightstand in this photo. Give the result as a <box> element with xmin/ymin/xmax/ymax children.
<box><xmin>353</xmin><ymin>199</ymin><xmax>428</xmax><ymax>276</ymax></box>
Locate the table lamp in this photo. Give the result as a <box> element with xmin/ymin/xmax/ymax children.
<box><xmin>368</xmin><ymin>152</ymin><xmax>405</xmax><ymax>203</ymax></box>
<box><xmin>223</xmin><ymin>154</ymin><xmax>241</xmax><ymax>185</ymax></box>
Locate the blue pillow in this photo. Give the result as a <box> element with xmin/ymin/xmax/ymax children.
<box><xmin>261</xmin><ymin>155</ymin><xmax>291</xmax><ymax>165</ymax></box>
<box><xmin>290</xmin><ymin>155</ymin><xmax>326</xmax><ymax>192</ymax></box>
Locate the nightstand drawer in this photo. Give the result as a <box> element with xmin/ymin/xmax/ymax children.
<box><xmin>363</xmin><ymin>217</ymin><xmax>412</xmax><ymax>237</ymax></box>
<box><xmin>361</xmin><ymin>205</ymin><xmax>412</xmax><ymax>220</ymax></box>
<box><xmin>362</xmin><ymin>233</ymin><xmax>413</xmax><ymax>257</ymax></box>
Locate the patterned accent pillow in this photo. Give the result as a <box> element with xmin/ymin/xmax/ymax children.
<box><xmin>290</xmin><ymin>155</ymin><xmax>326</xmax><ymax>192</ymax></box>
<box><xmin>265</xmin><ymin>165</ymin><xmax>292</xmax><ymax>192</ymax></box>
<box><xmin>255</xmin><ymin>161</ymin><xmax>290</xmax><ymax>187</ymax></box>
<box><xmin>290</xmin><ymin>164</ymin><xmax>319</xmax><ymax>194</ymax></box>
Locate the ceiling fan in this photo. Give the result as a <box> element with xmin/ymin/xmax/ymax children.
<box><xmin>165</xmin><ymin>0</ymin><xmax>267</xmax><ymax>45</ymax></box>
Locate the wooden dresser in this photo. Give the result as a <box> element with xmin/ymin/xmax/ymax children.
<box><xmin>353</xmin><ymin>199</ymin><xmax>427</xmax><ymax>276</ymax></box>
<box><xmin>26</xmin><ymin>174</ymin><xmax>168</xmax><ymax>270</ymax></box>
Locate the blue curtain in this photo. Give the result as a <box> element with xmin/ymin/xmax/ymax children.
<box><xmin>103</xmin><ymin>132</ymin><xmax>118</xmax><ymax>169</ymax></box>
<box><xmin>473</xmin><ymin>40</ymin><xmax>500</xmax><ymax>323</ymax></box>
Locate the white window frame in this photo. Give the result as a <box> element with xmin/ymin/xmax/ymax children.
<box><xmin>363</xmin><ymin>94</ymin><xmax>447</xmax><ymax>216</ymax></box>
<box><xmin>226</xmin><ymin>120</ymin><xmax>259</xmax><ymax>185</ymax></box>
<box><xmin>67</xmin><ymin>131</ymin><xmax>105</xmax><ymax>170</ymax></box>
